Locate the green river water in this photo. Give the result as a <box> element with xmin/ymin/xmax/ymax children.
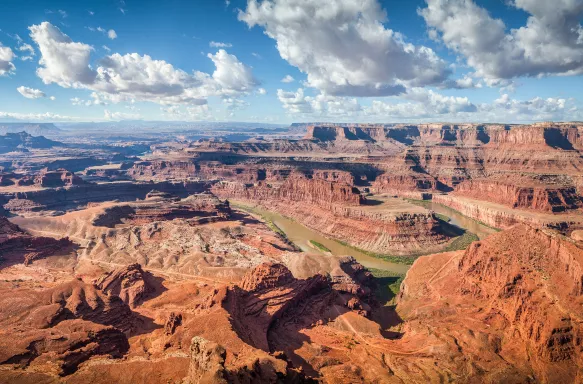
<box><xmin>238</xmin><ymin>201</ymin><xmax>497</xmax><ymax>275</ymax></box>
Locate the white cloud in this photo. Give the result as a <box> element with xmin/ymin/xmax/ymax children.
<box><xmin>17</xmin><ymin>86</ymin><xmax>46</xmax><ymax>99</ymax></box>
<box><xmin>160</xmin><ymin>104</ymin><xmax>211</xmax><ymax>120</ymax></box>
<box><xmin>89</xmin><ymin>11</ymin><xmax>95</xmax><ymax>16</ymax></box>
<box><xmin>29</xmin><ymin>22</ymin><xmax>258</xmax><ymax>106</ymax></box>
<box><xmin>0</xmin><ymin>111</ymin><xmax>77</xmax><ymax>121</ymax></box>
<box><xmin>17</xmin><ymin>43</ymin><xmax>35</xmax><ymax>56</ymax></box>
<box><xmin>239</xmin><ymin>0</ymin><xmax>451</xmax><ymax>97</ymax></box>
<box><xmin>58</xmin><ymin>10</ymin><xmax>67</xmax><ymax>18</ymax></box>
<box><xmin>223</xmin><ymin>97</ymin><xmax>250</xmax><ymax>110</ymax></box>
<box><xmin>257</xmin><ymin>87</ymin><xmax>267</xmax><ymax>95</ymax></box>
<box><xmin>366</xmin><ymin>88</ymin><xmax>477</xmax><ymax>118</ymax></box>
<box><xmin>0</xmin><ymin>43</ymin><xmax>16</xmax><ymax>75</ymax></box>
<box><xmin>478</xmin><ymin>94</ymin><xmax>574</xmax><ymax>121</ymax></box>
<box><xmin>29</xmin><ymin>22</ymin><xmax>96</xmax><ymax>86</ymax></box>
<box><xmin>90</xmin><ymin>27</ymin><xmax>117</xmax><ymax>40</ymax></box>
<box><xmin>251</xmin><ymin>52</ymin><xmax>262</xmax><ymax>59</ymax></box>
<box><xmin>70</xmin><ymin>97</ymin><xmax>92</xmax><ymax>106</ymax></box>
<box><xmin>209</xmin><ymin>41</ymin><xmax>232</xmax><ymax>48</ymax></box>
<box><xmin>207</xmin><ymin>49</ymin><xmax>258</xmax><ymax>95</ymax></box>
<box><xmin>104</xmin><ymin>109</ymin><xmax>141</xmax><ymax>120</ymax></box>
<box><xmin>102</xmin><ymin>45</ymin><xmax>111</xmax><ymax>52</ymax></box>
<box><xmin>419</xmin><ymin>0</ymin><xmax>583</xmax><ymax>82</ymax></box>
<box><xmin>49</xmin><ymin>96</ymin><xmax>56</xmax><ymax>101</ymax></box>
<box><xmin>281</xmin><ymin>75</ymin><xmax>294</xmax><ymax>83</ymax></box>
<box><xmin>20</xmin><ymin>56</ymin><xmax>33</xmax><ymax>61</ymax></box>
<box><xmin>277</xmin><ymin>88</ymin><xmax>361</xmax><ymax>116</ymax></box>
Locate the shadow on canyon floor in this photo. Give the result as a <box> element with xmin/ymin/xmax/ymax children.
<box><xmin>227</xmin><ymin>284</ymin><xmax>404</xmax><ymax>378</ymax></box>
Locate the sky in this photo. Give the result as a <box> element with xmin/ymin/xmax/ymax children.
<box><xmin>0</xmin><ymin>0</ymin><xmax>582</xmax><ymax>124</ymax></box>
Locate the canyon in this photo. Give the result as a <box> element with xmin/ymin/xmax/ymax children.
<box><xmin>0</xmin><ymin>121</ymin><xmax>582</xmax><ymax>383</ymax></box>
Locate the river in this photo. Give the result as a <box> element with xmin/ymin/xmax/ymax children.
<box><xmin>426</xmin><ymin>201</ymin><xmax>498</xmax><ymax>240</ymax></box>
<box><xmin>236</xmin><ymin>201</ymin><xmax>497</xmax><ymax>276</ymax></box>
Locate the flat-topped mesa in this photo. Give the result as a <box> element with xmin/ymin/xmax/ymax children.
<box><xmin>127</xmin><ymin>160</ymin><xmax>197</xmax><ymax>181</ymax></box>
<box><xmin>213</xmin><ymin>173</ymin><xmax>364</xmax><ymax>208</ymax></box>
<box><xmin>0</xmin><ymin>180</ymin><xmax>212</xmax><ymax>215</ymax></box>
<box><xmin>92</xmin><ymin>193</ymin><xmax>232</xmax><ymax>227</ymax></box>
<box><xmin>0</xmin><ymin>131</ymin><xmax>63</xmax><ymax>154</ymax></box>
<box><xmin>486</xmin><ymin>124</ymin><xmax>583</xmax><ymax>150</ymax></box>
<box><xmin>302</xmin><ymin>122</ymin><xmax>583</xmax><ymax>149</ymax></box>
<box><xmin>34</xmin><ymin>168</ymin><xmax>87</xmax><ymax>188</ymax></box>
<box><xmin>305</xmin><ymin>124</ymin><xmax>388</xmax><ymax>142</ymax></box>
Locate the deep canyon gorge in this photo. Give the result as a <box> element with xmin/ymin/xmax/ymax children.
<box><xmin>1</xmin><ymin>121</ymin><xmax>583</xmax><ymax>383</ymax></box>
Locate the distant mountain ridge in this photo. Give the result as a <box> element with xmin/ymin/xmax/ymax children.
<box><xmin>0</xmin><ymin>132</ymin><xmax>63</xmax><ymax>154</ymax></box>
<box><xmin>0</xmin><ymin>123</ymin><xmax>62</xmax><ymax>136</ymax></box>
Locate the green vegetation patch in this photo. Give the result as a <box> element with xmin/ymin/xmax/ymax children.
<box><xmin>309</xmin><ymin>240</ymin><xmax>331</xmax><ymax>253</ymax></box>
<box><xmin>368</xmin><ymin>268</ymin><xmax>405</xmax><ymax>304</ymax></box>
<box><xmin>335</xmin><ymin>240</ymin><xmax>419</xmax><ymax>265</ymax></box>
<box><xmin>443</xmin><ymin>230</ymin><xmax>480</xmax><ymax>252</ymax></box>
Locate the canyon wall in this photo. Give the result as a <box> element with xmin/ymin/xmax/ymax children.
<box><xmin>213</xmin><ymin>177</ymin><xmax>447</xmax><ymax>255</ymax></box>
<box><xmin>454</xmin><ymin>177</ymin><xmax>582</xmax><ymax>212</ymax></box>
<box><xmin>397</xmin><ymin>225</ymin><xmax>583</xmax><ymax>382</ymax></box>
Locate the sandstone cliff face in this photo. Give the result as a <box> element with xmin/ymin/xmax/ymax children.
<box><xmin>454</xmin><ymin>177</ymin><xmax>582</xmax><ymax>212</ymax></box>
<box><xmin>214</xmin><ymin>178</ymin><xmax>447</xmax><ymax>254</ymax></box>
<box><xmin>303</xmin><ymin>123</ymin><xmax>583</xmax><ymax>149</ymax></box>
<box><xmin>433</xmin><ymin>194</ymin><xmax>583</xmax><ymax>230</ymax></box>
<box><xmin>398</xmin><ymin>225</ymin><xmax>583</xmax><ymax>383</ymax></box>
<box><xmin>212</xmin><ymin>175</ymin><xmax>364</xmax><ymax>209</ymax></box>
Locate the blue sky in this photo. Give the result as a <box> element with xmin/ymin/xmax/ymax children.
<box><xmin>0</xmin><ymin>0</ymin><xmax>582</xmax><ymax>123</ymax></box>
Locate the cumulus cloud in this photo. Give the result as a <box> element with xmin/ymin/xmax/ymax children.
<box><xmin>17</xmin><ymin>86</ymin><xmax>46</xmax><ymax>99</ymax></box>
<box><xmin>366</xmin><ymin>88</ymin><xmax>477</xmax><ymax>118</ymax></box>
<box><xmin>0</xmin><ymin>43</ymin><xmax>16</xmax><ymax>75</ymax></box>
<box><xmin>107</xmin><ymin>29</ymin><xmax>117</xmax><ymax>40</ymax></box>
<box><xmin>0</xmin><ymin>111</ymin><xmax>77</xmax><ymax>121</ymax></box>
<box><xmin>239</xmin><ymin>0</ymin><xmax>451</xmax><ymax>97</ymax></box>
<box><xmin>30</xmin><ymin>22</ymin><xmax>96</xmax><ymax>86</ymax></box>
<box><xmin>29</xmin><ymin>22</ymin><xmax>258</xmax><ymax>106</ymax></box>
<box><xmin>419</xmin><ymin>0</ymin><xmax>583</xmax><ymax>82</ymax></box>
<box><xmin>207</xmin><ymin>49</ymin><xmax>258</xmax><ymax>95</ymax></box>
<box><xmin>17</xmin><ymin>43</ymin><xmax>35</xmax><ymax>56</ymax></box>
<box><xmin>209</xmin><ymin>41</ymin><xmax>232</xmax><ymax>48</ymax></box>
<box><xmin>160</xmin><ymin>104</ymin><xmax>211</xmax><ymax>120</ymax></box>
<box><xmin>281</xmin><ymin>75</ymin><xmax>294</xmax><ymax>83</ymax></box>
<box><xmin>49</xmin><ymin>96</ymin><xmax>56</xmax><ymax>101</ymax></box>
<box><xmin>477</xmin><ymin>94</ymin><xmax>575</xmax><ymax>121</ymax></box>
<box><xmin>104</xmin><ymin>109</ymin><xmax>141</xmax><ymax>120</ymax></box>
<box><xmin>277</xmin><ymin>88</ymin><xmax>361</xmax><ymax>116</ymax></box>
<box><xmin>222</xmin><ymin>97</ymin><xmax>250</xmax><ymax>110</ymax></box>
<box><xmin>71</xmin><ymin>97</ymin><xmax>92</xmax><ymax>106</ymax></box>
<box><xmin>257</xmin><ymin>87</ymin><xmax>267</xmax><ymax>95</ymax></box>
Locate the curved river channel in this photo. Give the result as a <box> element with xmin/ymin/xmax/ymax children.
<box><xmin>241</xmin><ymin>202</ymin><xmax>498</xmax><ymax>275</ymax></box>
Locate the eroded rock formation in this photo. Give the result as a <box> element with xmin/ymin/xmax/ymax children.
<box><xmin>398</xmin><ymin>225</ymin><xmax>583</xmax><ymax>383</ymax></box>
<box><xmin>0</xmin><ymin>216</ymin><xmax>72</xmax><ymax>266</ymax></box>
